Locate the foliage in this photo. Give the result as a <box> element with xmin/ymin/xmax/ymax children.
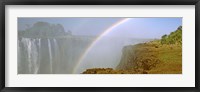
<box><xmin>83</xmin><ymin>26</ymin><xmax>183</xmax><ymax>74</ymax></box>
<box><xmin>18</xmin><ymin>22</ymin><xmax>72</xmax><ymax>38</ymax></box>
<box><xmin>161</xmin><ymin>26</ymin><xmax>182</xmax><ymax>45</ymax></box>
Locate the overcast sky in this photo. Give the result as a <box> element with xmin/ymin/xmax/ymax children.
<box><xmin>18</xmin><ymin>17</ymin><xmax>182</xmax><ymax>39</ymax></box>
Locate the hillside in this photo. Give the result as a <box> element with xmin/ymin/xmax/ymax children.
<box><xmin>82</xmin><ymin>26</ymin><xmax>182</xmax><ymax>74</ymax></box>
<box><xmin>116</xmin><ymin>41</ymin><xmax>182</xmax><ymax>74</ymax></box>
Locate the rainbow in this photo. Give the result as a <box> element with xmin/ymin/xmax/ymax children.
<box><xmin>72</xmin><ymin>18</ymin><xmax>131</xmax><ymax>73</ymax></box>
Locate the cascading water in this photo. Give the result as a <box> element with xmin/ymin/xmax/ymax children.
<box><xmin>18</xmin><ymin>37</ymin><xmax>93</xmax><ymax>74</ymax></box>
<box><xmin>36</xmin><ymin>38</ymin><xmax>41</xmax><ymax>74</ymax></box>
<box><xmin>18</xmin><ymin>36</ymin><xmax>148</xmax><ymax>74</ymax></box>
<box><xmin>48</xmin><ymin>39</ymin><xmax>53</xmax><ymax>73</ymax></box>
<box><xmin>18</xmin><ymin>38</ymin><xmax>40</xmax><ymax>74</ymax></box>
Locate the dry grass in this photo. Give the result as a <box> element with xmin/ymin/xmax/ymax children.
<box><xmin>82</xmin><ymin>41</ymin><xmax>182</xmax><ymax>74</ymax></box>
<box><xmin>117</xmin><ymin>41</ymin><xmax>182</xmax><ymax>74</ymax></box>
<box><xmin>148</xmin><ymin>43</ymin><xmax>182</xmax><ymax>74</ymax></box>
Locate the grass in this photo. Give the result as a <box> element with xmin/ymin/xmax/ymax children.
<box><xmin>82</xmin><ymin>40</ymin><xmax>182</xmax><ymax>74</ymax></box>
<box><xmin>116</xmin><ymin>40</ymin><xmax>182</xmax><ymax>74</ymax></box>
<box><xmin>82</xmin><ymin>26</ymin><xmax>182</xmax><ymax>74</ymax></box>
<box><xmin>148</xmin><ymin>43</ymin><xmax>182</xmax><ymax>74</ymax></box>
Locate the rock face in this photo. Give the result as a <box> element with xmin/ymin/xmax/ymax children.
<box><xmin>81</xmin><ymin>40</ymin><xmax>182</xmax><ymax>74</ymax></box>
<box><xmin>82</xmin><ymin>68</ymin><xmax>114</xmax><ymax>74</ymax></box>
<box><xmin>82</xmin><ymin>26</ymin><xmax>182</xmax><ymax>74</ymax></box>
<box><xmin>81</xmin><ymin>42</ymin><xmax>161</xmax><ymax>74</ymax></box>
<box><xmin>116</xmin><ymin>45</ymin><xmax>137</xmax><ymax>70</ymax></box>
<box><xmin>116</xmin><ymin>43</ymin><xmax>160</xmax><ymax>74</ymax></box>
<box><xmin>82</xmin><ymin>68</ymin><xmax>137</xmax><ymax>74</ymax></box>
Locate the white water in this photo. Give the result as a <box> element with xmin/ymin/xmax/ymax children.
<box><xmin>36</xmin><ymin>39</ymin><xmax>41</xmax><ymax>74</ymax></box>
<box><xmin>19</xmin><ymin>38</ymin><xmax>40</xmax><ymax>74</ymax></box>
<box><xmin>18</xmin><ymin>37</ymin><xmax>149</xmax><ymax>74</ymax></box>
<box><xmin>48</xmin><ymin>39</ymin><xmax>53</xmax><ymax>73</ymax></box>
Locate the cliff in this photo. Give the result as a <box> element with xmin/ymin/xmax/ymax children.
<box><xmin>82</xmin><ymin>41</ymin><xmax>182</xmax><ymax>74</ymax></box>
<box><xmin>116</xmin><ymin>40</ymin><xmax>182</xmax><ymax>74</ymax></box>
<box><xmin>82</xmin><ymin>68</ymin><xmax>138</xmax><ymax>74</ymax></box>
<box><xmin>82</xmin><ymin>26</ymin><xmax>182</xmax><ymax>74</ymax></box>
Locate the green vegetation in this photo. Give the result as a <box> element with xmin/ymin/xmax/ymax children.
<box><xmin>18</xmin><ymin>22</ymin><xmax>72</xmax><ymax>38</ymax></box>
<box><xmin>82</xmin><ymin>26</ymin><xmax>182</xmax><ymax>74</ymax></box>
<box><xmin>161</xmin><ymin>26</ymin><xmax>182</xmax><ymax>45</ymax></box>
<box><xmin>117</xmin><ymin>26</ymin><xmax>182</xmax><ymax>74</ymax></box>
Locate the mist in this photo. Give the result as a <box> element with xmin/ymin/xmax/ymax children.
<box><xmin>17</xmin><ymin>18</ymin><xmax>182</xmax><ymax>74</ymax></box>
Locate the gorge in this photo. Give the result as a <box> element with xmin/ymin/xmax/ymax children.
<box><xmin>18</xmin><ymin>22</ymin><xmax>151</xmax><ymax>74</ymax></box>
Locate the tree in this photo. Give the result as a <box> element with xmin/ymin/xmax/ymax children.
<box><xmin>161</xmin><ymin>34</ymin><xmax>167</xmax><ymax>44</ymax></box>
<box><xmin>160</xmin><ymin>26</ymin><xmax>182</xmax><ymax>45</ymax></box>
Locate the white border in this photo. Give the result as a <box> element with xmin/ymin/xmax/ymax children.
<box><xmin>5</xmin><ymin>5</ymin><xmax>195</xmax><ymax>87</ymax></box>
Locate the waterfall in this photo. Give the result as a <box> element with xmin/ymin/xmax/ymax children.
<box><xmin>53</xmin><ymin>38</ymin><xmax>59</xmax><ymax>73</ymax></box>
<box><xmin>35</xmin><ymin>38</ymin><xmax>41</xmax><ymax>74</ymax></box>
<box><xmin>18</xmin><ymin>37</ymin><xmax>62</xmax><ymax>74</ymax></box>
<box><xmin>20</xmin><ymin>38</ymin><xmax>40</xmax><ymax>74</ymax></box>
<box><xmin>31</xmin><ymin>39</ymin><xmax>37</xmax><ymax>74</ymax></box>
<box><xmin>27</xmin><ymin>38</ymin><xmax>32</xmax><ymax>73</ymax></box>
<box><xmin>17</xmin><ymin>39</ymin><xmax>21</xmax><ymax>73</ymax></box>
<box><xmin>18</xmin><ymin>36</ymin><xmax>140</xmax><ymax>74</ymax></box>
<box><xmin>48</xmin><ymin>39</ymin><xmax>53</xmax><ymax>73</ymax></box>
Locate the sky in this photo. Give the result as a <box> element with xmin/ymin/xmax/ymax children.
<box><xmin>18</xmin><ymin>17</ymin><xmax>182</xmax><ymax>39</ymax></box>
